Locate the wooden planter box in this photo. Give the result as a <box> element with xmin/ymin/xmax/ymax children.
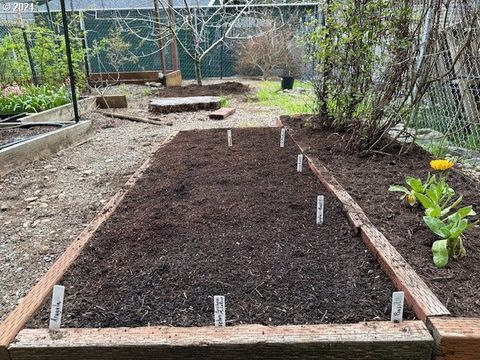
<box><xmin>0</xmin><ymin>113</ymin><xmax>27</xmax><ymax>122</ymax></box>
<box><xmin>89</xmin><ymin>71</ymin><xmax>161</xmax><ymax>86</ymax></box>
<box><xmin>0</xmin><ymin>121</ymin><xmax>92</xmax><ymax>177</ymax></box>
<box><xmin>20</xmin><ymin>97</ymin><xmax>97</xmax><ymax>124</ymax></box>
<box><xmin>274</xmin><ymin>117</ymin><xmax>480</xmax><ymax>360</ymax></box>
<box><xmin>0</xmin><ymin>130</ymin><xmax>440</xmax><ymax>360</ymax></box>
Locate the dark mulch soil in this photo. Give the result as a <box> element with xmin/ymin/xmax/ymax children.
<box><xmin>284</xmin><ymin>116</ymin><xmax>480</xmax><ymax>317</ymax></box>
<box><xmin>0</xmin><ymin>125</ymin><xmax>60</xmax><ymax>147</ymax></box>
<box><xmin>156</xmin><ymin>81</ymin><xmax>250</xmax><ymax>98</ymax></box>
<box><xmin>31</xmin><ymin>128</ymin><xmax>412</xmax><ymax>328</ymax></box>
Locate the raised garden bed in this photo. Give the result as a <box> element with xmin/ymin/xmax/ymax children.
<box><xmin>20</xmin><ymin>97</ymin><xmax>96</xmax><ymax>124</ymax></box>
<box><xmin>0</xmin><ymin>113</ymin><xmax>27</xmax><ymax>123</ymax></box>
<box><xmin>280</xmin><ymin>115</ymin><xmax>480</xmax><ymax>360</ymax></box>
<box><xmin>156</xmin><ymin>82</ymin><xmax>250</xmax><ymax>98</ymax></box>
<box><xmin>0</xmin><ymin>124</ymin><xmax>63</xmax><ymax>149</ymax></box>
<box><xmin>0</xmin><ymin>121</ymin><xmax>92</xmax><ymax>177</ymax></box>
<box><xmin>0</xmin><ymin>129</ymin><xmax>434</xmax><ymax>360</ymax></box>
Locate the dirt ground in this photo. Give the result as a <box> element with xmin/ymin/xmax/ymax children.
<box><xmin>285</xmin><ymin>116</ymin><xmax>480</xmax><ymax>317</ymax></box>
<box><xmin>0</xmin><ymin>78</ymin><xmax>277</xmax><ymax>322</ymax></box>
<box><xmin>31</xmin><ymin>128</ymin><xmax>408</xmax><ymax>328</ymax></box>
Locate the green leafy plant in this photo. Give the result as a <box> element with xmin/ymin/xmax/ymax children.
<box><xmin>415</xmin><ymin>178</ymin><xmax>459</xmax><ymax>218</ymax></box>
<box><xmin>0</xmin><ymin>84</ymin><xmax>69</xmax><ymax>114</ymax></box>
<box><xmin>424</xmin><ymin>208</ymin><xmax>479</xmax><ymax>268</ymax></box>
<box><xmin>389</xmin><ymin>174</ymin><xmax>435</xmax><ymax>206</ymax></box>
<box><xmin>219</xmin><ymin>96</ymin><xmax>230</xmax><ymax>108</ymax></box>
<box><xmin>390</xmin><ymin>159</ymin><xmax>477</xmax><ymax>268</ymax></box>
<box><xmin>0</xmin><ymin>19</ymin><xmax>87</xmax><ymax>89</ymax></box>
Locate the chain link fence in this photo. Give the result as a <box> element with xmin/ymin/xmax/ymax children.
<box><xmin>416</xmin><ymin>3</ymin><xmax>480</xmax><ymax>158</ymax></box>
<box><xmin>0</xmin><ymin>2</ymin><xmax>317</xmax><ymax>82</ymax></box>
<box><xmin>0</xmin><ymin>1</ymin><xmax>478</xmax><ymax>158</ymax></box>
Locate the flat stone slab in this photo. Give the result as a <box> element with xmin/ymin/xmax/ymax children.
<box><xmin>149</xmin><ymin>96</ymin><xmax>221</xmax><ymax>114</ymax></box>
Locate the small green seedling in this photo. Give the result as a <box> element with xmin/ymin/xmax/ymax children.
<box><xmin>415</xmin><ymin>178</ymin><xmax>459</xmax><ymax>218</ymax></box>
<box><xmin>424</xmin><ymin>207</ymin><xmax>479</xmax><ymax>268</ymax></box>
<box><xmin>389</xmin><ymin>174</ymin><xmax>435</xmax><ymax>206</ymax></box>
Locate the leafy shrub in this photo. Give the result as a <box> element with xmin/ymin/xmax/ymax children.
<box><xmin>0</xmin><ymin>84</ymin><xmax>69</xmax><ymax>114</ymax></box>
<box><xmin>0</xmin><ymin>20</ymin><xmax>86</xmax><ymax>89</ymax></box>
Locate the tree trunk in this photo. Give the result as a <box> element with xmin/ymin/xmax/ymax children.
<box><xmin>194</xmin><ymin>54</ymin><xmax>202</xmax><ymax>86</ymax></box>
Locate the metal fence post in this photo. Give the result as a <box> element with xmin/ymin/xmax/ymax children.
<box><xmin>21</xmin><ymin>25</ymin><xmax>38</xmax><ymax>85</ymax></box>
<box><xmin>60</xmin><ymin>0</ymin><xmax>80</xmax><ymax>123</ymax></box>
<box><xmin>79</xmin><ymin>11</ymin><xmax>90</xmax><ymax>83</ymax></box>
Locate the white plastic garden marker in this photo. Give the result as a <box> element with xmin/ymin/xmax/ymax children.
<box><xmin>391</xmin><ymin>291</ymin><xmax>404</xmax><ymax>323</ymax></box>
<box><xmin>214</xmin><ymin>295</ymin><xmax>226</xmax><ymax>327</ymax></box>
<box><xmin>227</xmin><ymin>130</ymin><xmax>232</xmax><ymax>147</ymax></box>
<box><xmin>280</xmin><ymin>128</ymin><xmax>286</xmax><ymax>147</ymax></box>
<box><xmin>297</xmin><ymin>154</ymin><xmax>304</xmax><ymax>172</ymax></box>
<box><xmin>316</xmin><ymin>195</ymin><xmax>325</xmax><ymax>225</ymax></box>
<box><xmin>49</xmin><ymin>285</ymin><xmax>65</xmax><ymax>331</ymax></box>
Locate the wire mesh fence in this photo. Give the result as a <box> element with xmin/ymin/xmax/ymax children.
<box><xmin>0</xmin><ymin>2</ymin><xmax>318</xmax><ymax>81</ymax></box>
<box><xmin>0</xmin><ymin>1</ymin><xmax>478</xmax><ymax>157</ymax></box>
<box><xmin>415</xmin><ymin>3</ymin><xmax>480</xmax><ymax>158</ymax></box>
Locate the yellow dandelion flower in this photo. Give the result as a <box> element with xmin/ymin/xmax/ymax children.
<box><xmin>430</xmin><ymin>159</ymin><xmax>454</xmax><ymax>171</ymax></box>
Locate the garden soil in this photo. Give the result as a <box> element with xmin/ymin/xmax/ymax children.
<box><xmin>30</xmin><ymin>128</ymin><xmax>411</xmax><ymax>328</ymax></box>
<box><xmin>0</xmin><ymin>125</ymin><xmax>60</xmax><ymax>147</ymax></box>
<box><xmin>284</xmin><ymin>116</ymin><xmax>480</xmax><ymax>317</ymax></box>
<box><xmin>156</xmin><ymin>81</ymin><xmax>250</xmax><ymax>98</ymax></box>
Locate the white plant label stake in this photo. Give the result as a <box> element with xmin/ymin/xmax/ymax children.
<box><xmin>49</xmin><ymin>285</ymin><xmax>65</xmax><ymax>331</ymax></box>
<box><xmin>214</xmin><ymin>295</ymin><xmax>226</xmax><ymax>327</ymax></box>
<box><xmin>227</xmin><ymin>130</ymin><xmax>232</xmax><ymax>147</ymax></box>
<box><xmin>280</xmin><ymin>128</ymin><xmax>286</xmax><ymax>148</ymax></box>
<box><xmin>297</xmin><ymin>154</ymin><xmax>304</xmax><ymax>172</ymax></box>
<box><xmin>391</xmin><ymin>291</ymin><xmax>405</xmax><ymax>323</ymax></box>
<box><xmin>316</xmin><ymin>195</ymin><xmax>325</xmax><ymax>225</ymax></box>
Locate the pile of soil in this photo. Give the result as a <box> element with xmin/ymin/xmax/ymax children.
<box><xmin>284</xmin><ymin>116</ymin><xmax>480</xmax><ymax>317</ymax></box>
<box><xmin>31</xmin><ymin>128</ymin><xmax>410</xmax><ymax>328</ymax></box>
<box><xmin>157</xmin><ymin>81</ymin><xmax>250</xmax><ymax>98</ymax></box>
<box><xmin>0</xmin><ymin>125</ymin><xmax>60</xmax><ymax>148</ymax></box>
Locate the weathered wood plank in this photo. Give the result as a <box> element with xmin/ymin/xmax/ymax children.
<box><xmin>427</xmin><ymin>317</ymin><xmax>480</xmax><ymax>360</ymax></box>
<box><xmin>360</xmin><ymin>225</ymin><xmax>450</xmax><ymax>320</ymax></box>
<box><xmin>96</xmin><ymin>95</ymin><xmax>128</xmax><ymax>109</ymax></box>
<box><xmin>0</xmin><ymin>121</ymin><xmax>92</xmax><ymax>177</ymax></box>
<box><xmin>100</xmin><ymin>111</ymin><xmax>168</xmax><ymax>126</ymax></box>
<box><xmin>20</xmin><ymin>98</ymin><xmax>97</xmax><ymax>123</ymax></box>
<box><xmin>89</xmin><ymin>71</ymin><xmax>161</xmax><ymax>85</ymax></box>
<box><xmin>9</xmin><ymin>321</ymin><xmax>433</xmax><ymax>360</ymax></box>
<box><xmin>305</xmin><ymin>155</ymin><xmax>371</xmax><ymax>232</ymax></box>
<box><xmin>164</xmin><ymin>70</ymin><xmax>182</xmax><ymax>87</ymax></box>
<box><xmin>0</xmin><ymin>133</ymin><xmax>179</xmax><ymax>359</ymax></box>
<box><xmin>209</xmin><ymin>107</ymin><xmax>236</xmax><ymax>120</ymax></box>
<box><xmin>305</xmin><ymin>151</ymin><xmax>449</xmax><ymax>319</ymax></box>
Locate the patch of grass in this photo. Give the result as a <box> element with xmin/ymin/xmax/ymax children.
<box><xmin>220</xmin><ymin>96</ymin><xmax>230</xmax><ymax>108</ymax></box>
<box><xmin>255</xmin><ymin>80</ymin><xmax>315</xmax><ymax>115</ymax></box>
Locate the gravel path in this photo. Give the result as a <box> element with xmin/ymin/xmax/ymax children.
<box><xmin>0</xmin><ymin>80</ymin><xmax>277</xmax><ymax>322</ymax></box>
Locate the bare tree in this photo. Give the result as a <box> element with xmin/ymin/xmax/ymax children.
<box><xmin>234</xmin><ymin>9</ymin><xmax>303</xmax><ymax>80</ymax></box>
<box><xmin>160</xmin><ymin>0</ymin><xmax>277</xmax><ymax>85</ymax></box>
<box><xmin>95</xmin><ymin>1</ymin><xmax>289</xmax><ymax>86</ymax></box>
